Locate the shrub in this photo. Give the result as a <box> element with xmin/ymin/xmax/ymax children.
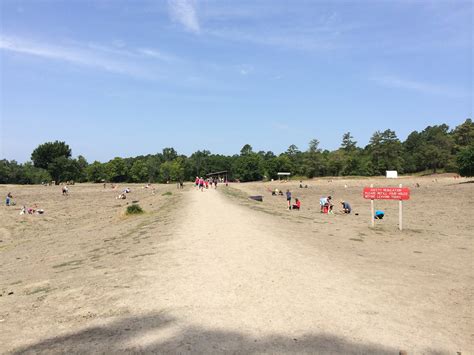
<box><xmin>126</xmin><ymin>204</ymin><xmax>144</xmax><ymax>215</ymax></box>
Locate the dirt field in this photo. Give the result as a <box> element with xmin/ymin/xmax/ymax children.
<box><xmin>0</xmin><ymin>177</ymin><xmax>473</xmax><ymax>354</ymax></box>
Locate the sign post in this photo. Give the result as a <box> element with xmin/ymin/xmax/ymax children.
<box><xmin>399</xmin><ymin>184</ymin><xmax>403</xmax><ymax>231</ymax></box>
<box><xmin>370</xmin><ymin>184</ymin><xmax>375</xmax><ymax>228</ymax></box>
<box><xmin>363</xmin><ymin>185</ymin><xmax>410</xmax><ymax>230</ymax></box>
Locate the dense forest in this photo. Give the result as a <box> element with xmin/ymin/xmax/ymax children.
<box><xmin>1</xmin><ymin>119</ymin><xmax>473</xmax><ymax>184</ymax></box>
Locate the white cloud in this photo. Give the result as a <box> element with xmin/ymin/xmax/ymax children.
<box><xmin>168</xmin><ymin>0</ymin><xmax>200</xmax><ymax>34</ymax></box>
<box><xmin>0</xmin><ymin>35</ymin><xmax>147</xmax><ymax>77</ymax></box>
<box><xmin>138</xmin><ymin>48</ymin><xmax>177</xmax><ymax>62</ymax></box>
<box><xmin>239</xmin><ymin>65</ymin><xmax>253</xmax><ymax>76</ymax></box>
<box><xmin>0</xmin><ymin>35</ymin><xmax>181</xmax><ymax>79</ymax></box>
<box><xmin>369</xmin><ymin>75</ymin><xmax>470</xmax><ymax>98</ymax></box>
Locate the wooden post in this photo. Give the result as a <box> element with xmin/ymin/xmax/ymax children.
<box><xmin>399</xmin><ymin>183</ymin><xmax>403</xmax><ymax>231</ymax></box>
<box><xmin>370</xmin><ymin>184</ymin><xmax>375</xmax><ymax>228</ymax></box>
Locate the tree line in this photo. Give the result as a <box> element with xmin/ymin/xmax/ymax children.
<box><xmin>1</xmin><ymin>119</ymin><xmax>473</xmax><ymax>184</ymax></box>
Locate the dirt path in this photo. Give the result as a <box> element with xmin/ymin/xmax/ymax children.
<box><xmin>10</xmin><ymin>186</ymin><xmax>470</xmax><ymax>354</ymax></box>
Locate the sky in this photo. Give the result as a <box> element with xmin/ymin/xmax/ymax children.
<box><xmin>0</xmin><ymin>0</ymin><xmax>472</xmax><ymax>163</ymax></box>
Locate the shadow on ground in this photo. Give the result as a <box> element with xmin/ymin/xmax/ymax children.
<box><xmin>8</xmin><ymin>311</ymin><xmax>415</xmax><ymax>354</ymax></box>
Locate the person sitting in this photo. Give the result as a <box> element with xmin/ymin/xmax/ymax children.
<box><xmin>6</xmin><ymin>192</ymin><xmax>13</xmax><ymax>206</ymax></box>
<box><xmin>28</xmin><ymin>205</ymin><xmax>36</xmax><ymax>214</ymax></box>
<box><xmin>374</xmin><ymin>210</ymin><xmax>385</xmax><ymax>220</ymax></box>
<box><xmin>340</xmin><ymin>200</ymin><xmax>352</xmax><ymax>214</ymax></box>
<box><xmin>117</xmin><ymin>193</ymin><xmax>126</xmax><ymax>200</ymax></box>
<box><xmin>292</xmin><ymin>198</ymin><xmax>301</xmax><ymax>210</ymax></box>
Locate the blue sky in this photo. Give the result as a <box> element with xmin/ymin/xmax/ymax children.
<box><xmin>1</xmin><ymin>0</ymin><xmax>472</xmax><ymax>162</ymax></box>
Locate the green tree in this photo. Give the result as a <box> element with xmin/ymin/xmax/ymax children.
<box><xmin>159</xmin><ymin>158</ymin><xmax>184</xmax><ymax>182</ymax></box>
<box><xmin>457</xmin><ymin>144</ymin><xmax>474</xmax><ymax>177</ymax></box>
<box><xmin>418</xmin><ymin>125</ymin><xmax>454</xmax><ymax>173</ymax></box>
<box><xmin>31</xmin><ymin>141</ymin><xmax>73</xmax><ymax>182</ymax></box>
<box><xmin>341</xmin><ymin>132</ymin><xmax>357</xmax><ymax>152</ymax></box>
<box><xmin>233</xmin><ymin>153</ymin><xmax>263</xmax><ymax>182</ymax></box>
<box><xmin>452</xmin><ymin>118</ymin><xmax>474</xmax><ymax>148</ymax></box>
<box><xmin>367</xmin><ymin>129</ymin><xmax>404</xmax><ymax>175</ymax></box>
<box><xmin>75</xmin><ymin>155</ymin><xmax>88</xmax><ymax>182</ymax></box>
<box><xmin>188</xmin><ymin>150</ymin><xmax>211</xmax><ymax>177</ymax></box>
<box><xmin>162</xmin><ymin>147</ymin><xmax>178</xmax><ymax>162</ymax></box>
<box><xmin>31</xmin><ymin>141</ymin><xmax>71</xmax><ymax>170</ymax></box>
<box><xmin>304</xmin><ymin>139</ymin><xmax>322</xmax><ymax>178</ymax></box>
<box><xmin>86</xmin><ymin>161</ymin><xmax>107</xmax><ymax>182</ymax></box>
<box><xmin>240</xmin><ymin>144</ymin><xmax>254</xmax><ymax>156</ymax></box>
<box><xmin>105</xmin><ymin>157</ymin><xmax>128</xmax><ymax>182</ymax></box>
<box><xmin>130</xmin><ymin>160</ymin><xmax>149</xmax><ymax>182</ymax></box>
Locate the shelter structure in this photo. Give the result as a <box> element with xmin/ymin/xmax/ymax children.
<box><xmin>277</xmin><ymin>172</ymin><xmax>291</xmax><ymax>181</ymax></box>
<box><xmin>206</xmin><ymin>170</ymin><xmax>228</xmax><ymax>182</ymax></box>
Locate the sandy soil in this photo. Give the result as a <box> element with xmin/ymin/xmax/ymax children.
<box><xmin>0</xmin><ymin>177</ymin><xmax>473</xmax><ymax>354</ymax></box>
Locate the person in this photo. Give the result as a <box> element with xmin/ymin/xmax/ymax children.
<box><xmin>374</xmin><ymin>210</ymin><xmax>385</xmax><ymax>220</ymax></box>
<box><xmin>340</xmin><ymin>200</ymin><xmax>352</xmax><ymax>214</ymax></box>
<box><xmin>6</xmin><ymin>192</ymin><xmax>12</xmax><ymax>206</ymax></box>
<box><xmin>199</xmin><ymin>177</ymin><xmax>204</xmax><ymax>191</ymax></box>
<box><xmin>292</xmin><ymin>198</ymin><xmax>301</xmax><ymax>210</ymax></box>
<box><xmin>28</xmin><ymin>204</ymin><xmax>37</xmax><ymax>214</ymax></box>
<box><xmin>195</xmin><ymin>176</ymin><xmax>199</xmax><ymax>188</ymax></box>
<box><xmin>62</xmin><ymin>186</ymin><xmax>69</xmax><ymax>196</ymax></box>
<box><xmin>117</xmin><ymin>193</ymin><xmax>126</xmax><ymax>200</ymax></box>
<box><xmin>320</xmin><ymin>196</ymin><xmax>333</xmax><ymax>213</ymax></box>
<box><xmin>286</xmin><ymin>189</ymin><xmax>292</xmax><ymax>210</ymax></box>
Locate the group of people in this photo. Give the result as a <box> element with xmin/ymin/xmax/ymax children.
<box><xmin>5</xmin><ymin>192</ymin><xmax>44</xmax><ymax>215</ymax></box>
<box><xmin>195</xmin><ymin>177</ymin><xmax>222</xmax><ymax>191</ymax></box>
<box><xmin>272</xmin><ymin>189</ymin><xmax>352</xmax><ymax>214</ymax></box>
<box><xmin>117</xmin><ymin>187</ymin><xmax>132</xmax><ymax>200</ymax></box>
<box><xmin>319</xmin><ymin>196</ymin><xmax>352</xmax><ymax>214</ymax></box>
<box><xmin>20</xmin><ymin>204</ymin><xmax>44</xmax><ymax>215</ymax></box>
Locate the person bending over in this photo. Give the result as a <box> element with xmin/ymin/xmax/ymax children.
<box><xmin>374</xmin><ymin>210</ymin><xmax>385</xmax><ymax>219</ymax></box>
<box><xmin>340</xmin><ymin>200</ymin><xmax>352</xmax><ymax>214</ymax></box>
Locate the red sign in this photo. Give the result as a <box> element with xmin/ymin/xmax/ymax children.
<box><xmin>363</xmin><ymin>187</ymin><xmax>410</xmax><ymax>200</ymax></box>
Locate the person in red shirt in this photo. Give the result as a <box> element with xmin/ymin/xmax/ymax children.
<box><xmin>292</xmin><ymin>198</ymin><xmax>301</xmax><ymax>210</ymax></box>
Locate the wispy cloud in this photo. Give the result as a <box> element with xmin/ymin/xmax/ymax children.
<box><xmin>203</xmin><ymin>10</ymin><xmax>353</xmax><ymax>52</ymax></box>
<box><xmin>239</xmin><ymin>64</ymin><xmax>253</xmax><ymax>76</ymax></box>
<box><xmin>0</xmin><ymin>35</ymin><xmax>147</xmax><ymax>77</ymax></box>
<box><xmin>207</xmin><ymin>28</ymin><xmax>338</xmax><ymax>51</ymax></box>
<box><xmin>370</xmin><ymin>75</ymin><xmax>470</xmax><ymax>98</ymax></box>
<box><xmin>137</xmin><ymin>48</ymin><xmax>178</xmax><ymax>62</ymax></box>
<box><xmin>0</xmin><ymin>35</ymin><xmax>181</xmax><ymax>79</ymax></box>
<box><xmin>168</xmin><ymin>0</ymin><xmax>200</xmax><ymax>34</ymax></box>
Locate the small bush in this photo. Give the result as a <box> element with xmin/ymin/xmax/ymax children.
<box><xmin>126</xmin><ymin>204</ymin><xmax>144</xmax><ymax>215</ymax></box>
<box><xmin>162</xmin><ymin>191</ymin><xmax>172</xmax><ymax>196</ymax></box>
